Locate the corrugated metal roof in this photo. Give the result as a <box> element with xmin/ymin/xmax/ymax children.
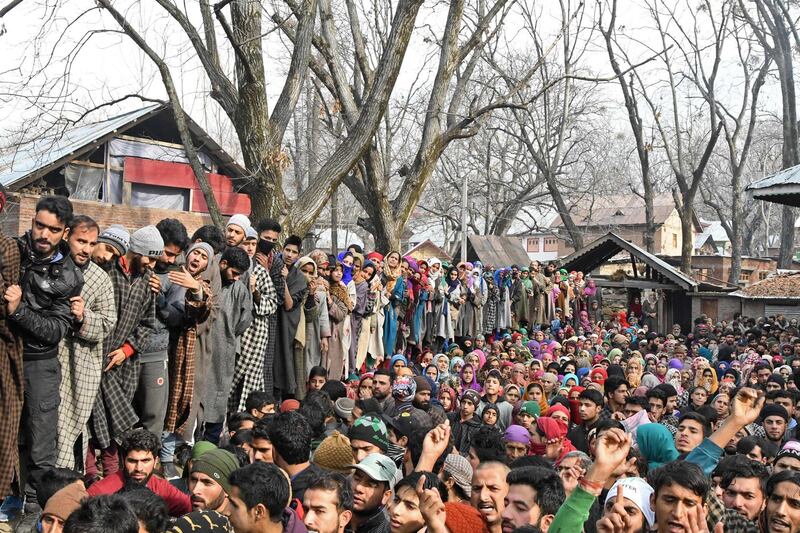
<box><xmin>748</xmin><ymin>164</ymin><xmax>800</xmax><ymax>190</ymax></box>
<box><xmin>549</xmin><ymin>193</ymin><xmax>677</xmax><ymax>228</ymax></box>
<box><xmin>560</xmin><ymin>232</ymin><xmax>698</xmax><ymax>290</ymax></box>
<box><xmin>0</xmin><ymin>105</ymin><xmax>163</xmax><ymax>188</ymax></box>
<box><xmin>0</xmin><ymin>103</ymin><xmax>247</xmax><ymax>190</ymax></box>
<box><xmin>454</xmin><ymin>235</ymin><xmax>530</xmax><ymax>267</ymax></box>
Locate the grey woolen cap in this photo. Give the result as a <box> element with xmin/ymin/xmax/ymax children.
<box><xmin>129</xmin><ymin>225</ymin><xmax>164</xmax><ymax>258</ymax></box>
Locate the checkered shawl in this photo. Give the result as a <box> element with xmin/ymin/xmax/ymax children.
<box><xmin>56</xmin><ymin>262</ymin><xmax>117</xmax><ymax>469</ymax></box>
<box><xmin>229</xmin><ymin>264</ymin><xmax>277</xmax><ymax>413</ymax></box>
<box><xmin>263</xmin><ymin>253</ymin><xmax>284</xmax><ymax>393</ymax></box>
<box><xmin>0</xmin><ymin>232</ymin><xmax>22</xmax><ymax>496</ymax></box>
<box><xmin>164</xmin><ymin>278</ymin><xmax>212</xmax><ymax>434</ymax></box>
<box><xmin>90</xmin><ymin>262</ymin><xmax>154</xmax><ymax>448</ymax></box>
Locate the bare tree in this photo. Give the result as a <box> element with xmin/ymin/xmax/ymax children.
<box><xmin>738</xmin><ymin>0</ymin><xmax>800</xmax><ymax>268</ymax></box>
<box><xmin>94</xmin><ymin>0</ymin><xmax>425</xmax><ymax>235</ymax></box>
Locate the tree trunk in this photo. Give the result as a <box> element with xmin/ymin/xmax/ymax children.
<box><xmin>679</xmin><ymin>204</ymin><xmax>694</xmax><ymax>274</ymax></box>
<box><xmin>778</xmin><ymin>205</ymin><xmax>796</xmax><ymax>266</ymax></box>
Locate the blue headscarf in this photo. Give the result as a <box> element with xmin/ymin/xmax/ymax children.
<box><xmin>337</xmin><ymin>251</ymin><xmax>354</xmax><ymax>284</ymax></box>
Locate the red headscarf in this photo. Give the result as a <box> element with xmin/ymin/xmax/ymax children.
<box><xmin>590</xmin><ymin>367</ymin><xmax>608</xmax><ymax>386</ymax></box>
<box><xmin>534</xmin><ymin>417</ymin><xmax>576</xmax><ymax>461</ymax></box>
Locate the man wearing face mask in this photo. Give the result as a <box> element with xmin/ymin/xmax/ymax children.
<box><xmin>253</xmin><ymin>218</ymin><xmax>284</xmax><ymax>395</ymax></box>
<box><xmin>197</xmin><ymin>246</ymin><xmax>253</xmax><ymax>444</ymax></box>
<box><xmin>228</xmin><ymin>231</ymin><xmax>278</xmax><ymax>413</ymax></box>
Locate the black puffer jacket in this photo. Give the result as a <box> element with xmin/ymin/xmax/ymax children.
<box><xmin>12</xmin><ymin>233</ymin><xmax>83</xmax><ymax>360</ymax></box>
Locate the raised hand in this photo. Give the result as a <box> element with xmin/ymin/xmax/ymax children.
<box><xmin>168</xmin><ymin>267</ymin><xmax>200</xmax><ymax>291</ymax></box>
<box><xmin>730</xmin><ymin>387</ymin><xmax>765</xmax><ymax>426</ymax></box>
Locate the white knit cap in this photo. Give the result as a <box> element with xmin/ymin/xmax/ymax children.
<box><xmin>605</xmin><ymin>477</ymin><xmax>655</xmax><ymax>527</ymax></box>
<box><xmin>227</xmin><ymin>214</ymin><xmax>251</xmax><ymax>232</ymax></box>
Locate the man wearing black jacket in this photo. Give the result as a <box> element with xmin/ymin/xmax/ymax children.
<box><xmin>5</xmin><ymin>195</ymin><xmax>83</xmax><ymax>507</ymax></box>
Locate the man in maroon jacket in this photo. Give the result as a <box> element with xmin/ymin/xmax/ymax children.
<box><xmin>87</xmin><ymin>428</ymin><xmax>190</xmax><ymax>517</ymax></box>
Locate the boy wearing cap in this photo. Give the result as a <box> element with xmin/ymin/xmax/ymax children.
<box><xmin>7</xmin><ymin>195</ymin><xmax>84</xmax><ymax>505</ymax></box>
<box><xmin>348</xmin><ymin>453</ymin><xmax>396</xmax><ymax>533</ymax></box>
<box><xmin>449</xmin><ymin>389</ymin><xmax>482</xmax><ymax>455</ymax></box>
<box><xmin>88</xmin><ymin>225</ymin><xmax>164</xmax><ymax>480</ymax></box>
<box><xmin>55</xmin><ymin>216</ymin><xmax>117</xmax><ymax>472</ymax></box>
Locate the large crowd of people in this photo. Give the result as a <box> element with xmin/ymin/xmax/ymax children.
<box><xmin>1</xmin><ymin>192</ymin><xmax>800</xmax><ymax>533</ymax></box>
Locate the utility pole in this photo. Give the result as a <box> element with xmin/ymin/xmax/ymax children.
<box><xmin>461</xmin><ymin>170</ymin><xmax>468</xmax><ymax>263</ymax></box>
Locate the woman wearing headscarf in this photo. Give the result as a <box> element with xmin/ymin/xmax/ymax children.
<box><xmin>636</xmin><ymin>424</ymin><xmax>679</xmax><ymax>470</ymax></box>
<box><xmin>304</xmin><ymin>251</ymin><xmax>332</xmax><ymax>376</ymax></box>
<box><xmin>531</xmin><ymin>417</ymin><xmax>575</xmax><ymax>462</ymax></box>
<box><xmin>351</xmin><ymin>259</ymin><xmax>378</xmax><ymax>372</ymax></box>
<box><xmin>326</xmin><ymin>260</ymin><xmax>353</xmax><ymax>381</ymax></box>
<box><xmin>382</xmin><ymin>251</ymin><xmax>406</xmax><ymax>356</ymax></box>
<box><xmin>482</xmin><ymin>273</ymin><xmax>500</xmax><ymax>336</ymax></box>
<box><xmin>465</xmin><ymin>262</ymin><xmax>487</xmax><ymax>338</ymax></box>
<box><xmin>625</xmin><ymin>356</ymin><xmax>644</xmax><ymax>388</ymax></box>
<box><xmin>495</xmin><ymin>268</ymin><xmax>513</xmax><ymax>331</ymax></box>
<box><xmin>424</xmin><ymin>257</ymin><xmax>443</xmax><ymax>348</ymax></box>
<box><xmin>460</xmin><ymin>363</ymin><xmax>482</xmax><ymax>393</ymax></box>
<box><xmin>292</xmin><ymin>257</ymin><xmax>320</xmax><ymax>400</ymax></box>
<box><xmin>437</xmin><ymin>266</ymin><xmax>462</xmax><ymax>345</ymax></box>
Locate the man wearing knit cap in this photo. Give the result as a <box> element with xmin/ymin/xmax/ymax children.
<box><xmin>225</xmin><ymin>214</ymin><xmax>250</xmax><ymax>248</ymax></box>
<box><xmin>189</xmin><ymin>448</ymin><xmax>240</xmax><ymax>513</ymax></box>
<box><xmin>92</xmin><ymin>224</ymin><xmax>130</xmax><ymax>268</ymax></box>
<box><xmin>348</xmin><ymin>415</ymin><xmax>392</xmax><ymax>462</ymax></box>
<box><xmin>762</xmin><ymin>404</ymin><xmax>791</xmax><ymax>446</ymax></box>
<box><xmin>133</xmin><ymin>219</ymin><xmax>189</xmax><ymax>460</ymax></box>
<box><xmin>41</xmin><ymin>481</ymin><xmax>88</xmax><ymax>533</ymax></box>
<box><xmin>313</xmin><ymin>431</ymin><xmax>355</xmax><ymax>473</ymax></box>
<box><xmin>161</xmin><ymin>240</ymin><xmax>213</xmax><ymax>476</ymax></box>
<box><xmin>55</xmin><ymin>215</ymin><xmax>117</xmax><ymax>473</ymax></box>
<box><xmin>503</xmin><ymin>425</ymin><xmax>531</xmax><ymax>462</ymax></box>
<box><xmin>88</xmin><ymin>225</ymin><xmax>164</xmax><ymax>480</ymax></box>
<box><xmin>8</xmin><ymin>195</ymin><xmax>84</xmax><ymax>506</ymax></box>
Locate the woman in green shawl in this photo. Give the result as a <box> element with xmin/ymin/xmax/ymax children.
<box><xmin>636</xmin><ymin>423</ymin><xmax>679</xmax><ymax>469</ymax></box>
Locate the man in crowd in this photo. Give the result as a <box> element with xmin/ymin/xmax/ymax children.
<box><xmin>87</xmin><ymin>429</ymin><xmax>190</xmax><ymax>517</ymax></box>
<box><xmin>89</xmin><ymin>225</ymin><xmax>163</xmax><ymax>481</ymax></box>
<box><xmin>348</xmin><ymin>453</ymin><xmax>396</xmax><ymax>533</ymax></box>
<box><xmin>188</xmin><ymin>448</ymin><xmax>239</xmax><ymax>513</ymax></box>
<box><xmin>303</xmin><ymin>471</ymin><xmax>353</xmax><ymax>533</ymax></box>
<box><xmin>8</xmin><ymin>195</ymin><xmax>84</xmax><ymax>508</ymax></box>
<box><xmin>197</xmin><ymin>246</ymin><xmax>253</xmax><ymax>444</ymax></box>
<box><xmin>56</xmin><ymin>216</ymin><xmax>117</xmax><ymax>471</ymax></box>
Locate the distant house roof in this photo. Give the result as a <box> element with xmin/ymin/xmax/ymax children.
<box><xmin>549</xmin><ymin>193</ymin><xmax>679</xmax><ymax>228</ymax></box>
<box><xmin>0</xmin><ymin>103</ymin><xmax>246</xmax><ymax>190</ymax></box>
<box><xmin>747</xmin><ymin>164</ymin><xmax>800</xmax><ymax>207</ymax></box>
<box><xmin>694</xmin><ymin>232</ymin><xmax>717</xmax><ymax>252</ymax></box>
<box><xmin>404</xmin><ymin>239</ymin><xmax>451</xmax><ymax>262</ymax></box>
<box><xmin>560</xmin><ymin>232</ymin><xmax>698</xmax><ymax>290</ymax></box>
<box><xmin>731</xmin><ymin>273</ymin><xmax>800</xmax><ymax>299</ymax></box>
<box><xmin>452</xmin><ymin>235</ymin><xmax>530</xmax><ymax>268</ymax></box>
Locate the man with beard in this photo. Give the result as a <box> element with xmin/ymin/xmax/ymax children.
<box><xmin>197</xmin><ymin>246</ymin><xmax>252</xmax><ymax>444</ymax></box>
<box><xmin>471</xmin><ymin>461</ymin><xmax>510</xmax><ymax>533</ymax></box>
<box><xmin>161</xmin><ymin>241</ymin><xmax>213</xmax><ymax>477</ymax></box>
<box><xmin>6</xmin><ymin>195</ymin><xmax>84</xmax><ymax>508</ymax></box>
<box><xmin>348</xmin><ymin>453</ymin><xmax>396</xmax><ymax>533</ymax></box>
<box><xmin>133</xmin><ymin>219</ymin><xmax>189</xmax><ymax>443</ymax></box>
<box><xmin>55</xmin><ymin>216</ymin><xmax>117</xmax><ymax>472</ymax></box>
<box><xmin>412</xmin><ymin>376</ymin><xmax>444</xmax><ymax>426</ymax></box>
<box><xmin>763</xmin><ymin>471</ymin><xmax>800</xmax><ymax>533</ymax></box>
<box><xmin>371</xmin><ymin>369</ymin><xmax>395</xmax><ymax>414</ymax></box>
<box><xmin>188</xmin><ymin>448</ymin><xmax>239</xmax><ymax>513</ymax></box>
<box><xmin>88</xmin><ymin>225</ymin><xmax>163</xmax><ymax>481</ymax></box>
<box><xmin>225</xmin><ymin>214</ymin><xmax>251</xmax><ymax>248</ymax></box>
<box><xmin>87</xmin><ymin>429</ymin><xmax>190</xmax><ymax>517</ymax></box>
<box><xmin>304</xmin><ymin>472</ymin><xmax>353</xmax><ymax>533</ymax></box>
<box><xmin>501</xmin><ymin>466</ymin><xmax>565</xmax><ymax>533</ymax></box>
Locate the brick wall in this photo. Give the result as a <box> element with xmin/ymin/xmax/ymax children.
<box><xmin>1</xmin><ymin>193</ymin><xmax>215</xmax><ymax>237</ymax></box>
